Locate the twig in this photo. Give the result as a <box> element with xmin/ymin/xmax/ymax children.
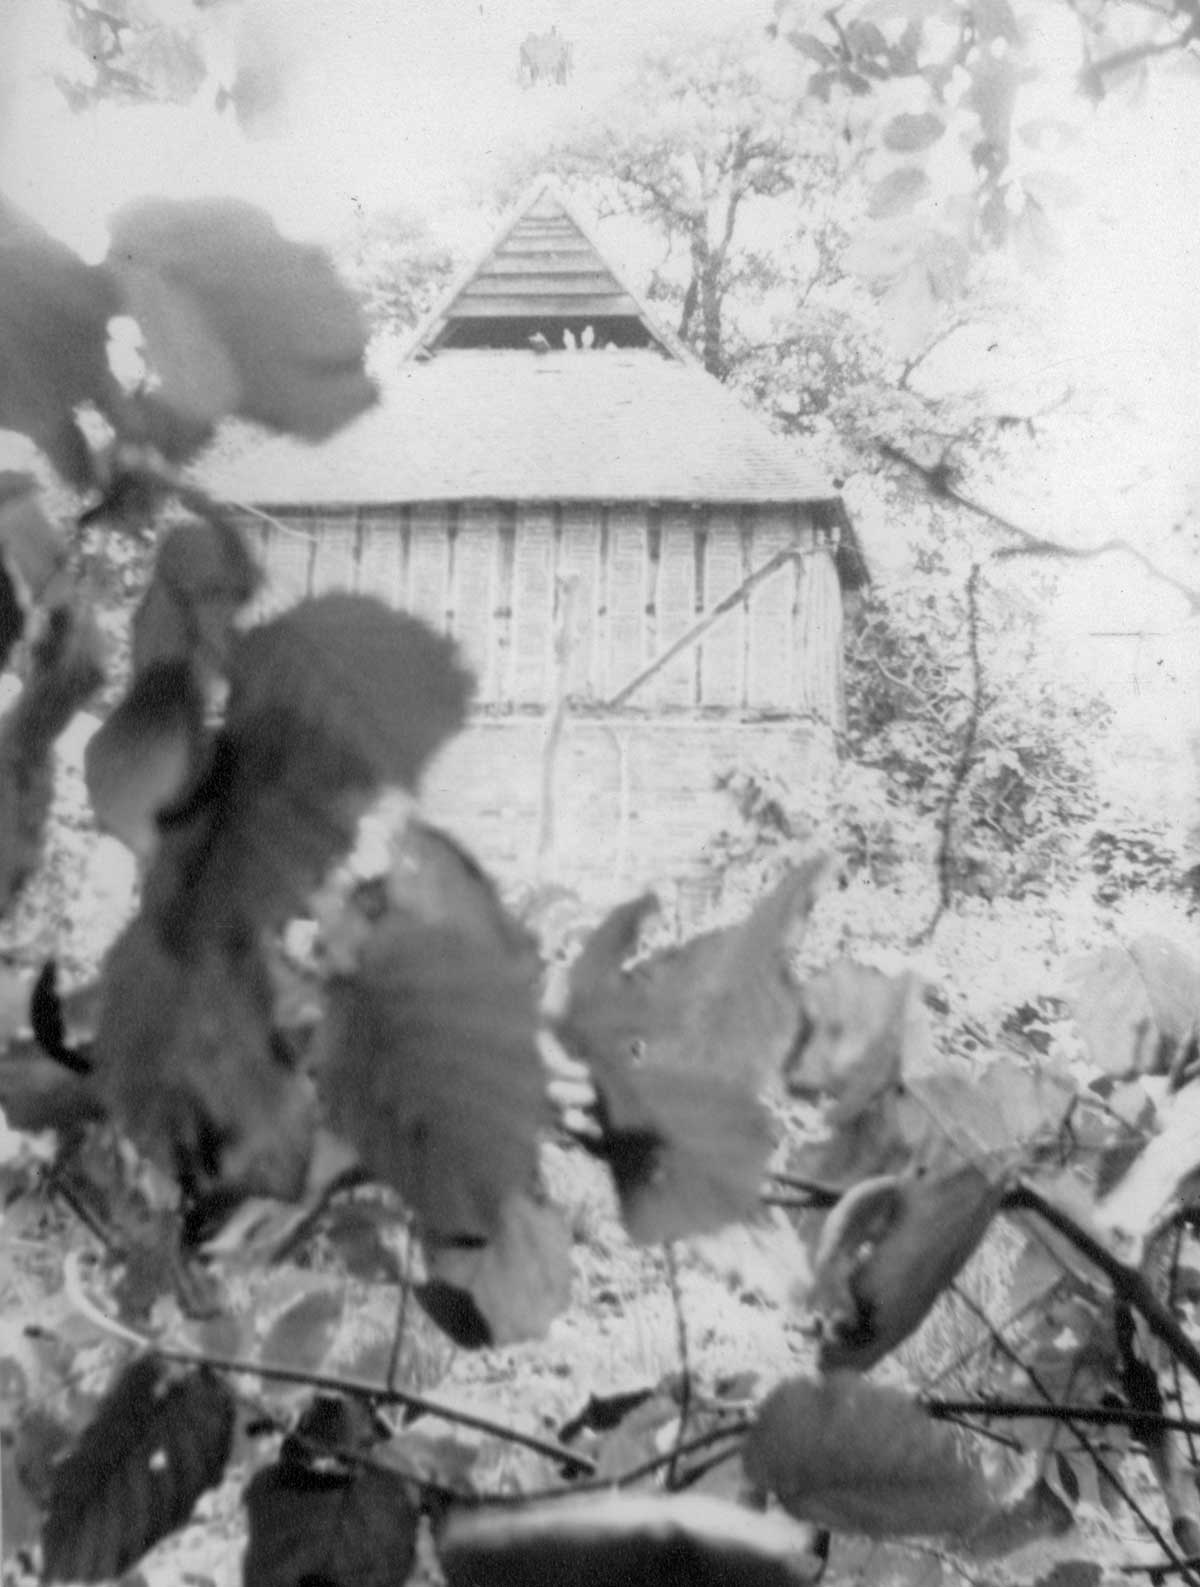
<box><xmin>664</xmin><ymin>1244</ymin><xmax>693</xmax><ymax>1491</ymax></box>
<box><xmin>915</xmin><ymin>562</ymin><xmax>982</xmax><ymax>944</ymax></box>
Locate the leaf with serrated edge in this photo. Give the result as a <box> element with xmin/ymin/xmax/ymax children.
<box><xmin>321</xmin><ymin>911</ymin><xmax>546</xmax><ymax>1241</ymax></box>
<box><xmin>42</xmin><ymin>1357</ymin><xmax>234</xmax><ymax>1584</ymax></box>
<box><xmin>744</xmin><ymin>1374</ymin><xmax>995</xmax><ymax>1539</ymax></box>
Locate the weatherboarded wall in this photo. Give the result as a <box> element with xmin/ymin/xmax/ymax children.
<box><xmin>234</xmin><ymin>503</ymin><xmax>842</xmax><ymax>898</ymax></box>
<box><xmin>238</xmin><ymin>502</ymin><xmax>844</xmax><ymax>718</ymax></box>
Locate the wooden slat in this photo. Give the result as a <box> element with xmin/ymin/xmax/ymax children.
<box><xmin>497</xmin><ymin>239</ymin><xmax>602</xmax><ymax>258</ymax></box>
<box><xmin>460</xmin><ymin>278</ymin><xmax>631</xmax><ymax>300</ymax></box>
<box><xmin>512</xmin><ymin>507</ymin><xmax>554</xmax><ymax>704</ymax></box>
<box><xmin>746</xmin><ymin>510</ymin><xmax>796</xmax><ymax>710</ymax></box>
<box><xmin>453</xmin><ymin>508</ymin><xmax>499</xmax><ymax>698</ymax></box>
<box><xmin>449</xmin><ymin>293</ymin><xmax>642</xmax><ymax>317</ymax></box>
<box><xmin>264</xmin><ymin>518</ymin><xmax>316</xmax><ymax>611</ymax></box>
<box><xmin>605</xmin><ymin>509</ymin><xmax>646</xmax><ymax>700</ymax></box>
<box><xmin>309</xmin><ymin>514</ymin><xmax>356</xmax><ymax>593</ymax></box>
<box><xmin>700</xmin><ymin>515</ymin><xmax>744</xmax><ymax>707</ymax></box>
<box><xmin>652</xmin><ymin>509</ymin><xmax>699</xmax><ymax>708</ymax></box>
<box><xmin>476</xmin><ymin>260</ymin><xmax>621</xmax><ymax>281</ymax></box>
<box><xmin>408</xmin><ymin>507</ymin><xmax>448</xmax><ymax>632</ymax></box>
<box><xmin>558</xmin><ymin>506</ymin><xmax>601</xmax><ymax>699</ymax></box>
<box><xmin>357</xmin><ymin>514</ymin><xmax>406</xmax><ymax>608</ymax></box>
<box><xmin>794</xmin><ymin>541</ymin><xmax>844</xmax><ymax>727</ymax></box>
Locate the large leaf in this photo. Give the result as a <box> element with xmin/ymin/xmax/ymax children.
<box><xmin>440</xmin><ymin>1493</ymin><xmax>823</xmax><ymax>1587</ymax></box>
<box><xmin>1072</xmin><ymin>936</ymin><xmax>1200</xmax><ymax>1080</ymax></box>
<box><xmin>786</xmin><ymin>960</ymin><xmax>922</xmax><ymax>1124</ymax></box>
<box><xmin>244</xmin><ymin>1404</ymin><xmax>418</xmax><ymax>1587</ymax></box>
<box><xmin>882</xmin><ymin>111</ymin><xmax>946</xmax><ymax>152</ymax></box>
<box><xmin>42</xmin><ymin>1356</ymin><xmax>234</xmax><ymax>1583</ymax></box>
<box><xmin>744</xmin><ymin>1374</ymin><xmax>995</xmax><ymax>1538</ymax></box>
<box><xmin>147</xmin><ymin>596</ymin><xmax>472</xmax><ymax>943</ymax></box>
<box><xmin>85</xmin><ymin>659</ymin><xmax>205</xmax><ymax>859</ymax></box>
<box><xmin>96</xmin><ymin>918</ymin><xmax>316</xmax><ymax>1206</ymax></box>
<box><xmin>320</xmin><ymin>910</ymin><xmax>547</xmax><ymax>1241</ymax></box>
<box><xmin>590</xmin><ymin>1061</ymin><xmax>774</xmax><ymax>1244</ymax></box>
<box><xmin>1095</xmin><ymin>1084</ymin><xmax>1200</xmax><ymax>1263</ymax></box>
<box><xmin>108</xmin><ymin>197</ymin><xmax>377</xmax><ymax>441</ymax></box>
<box><xmin>0</xmin><ymin>196</ymin><xmax>119</xmax><ymax>487</ymax></box>
<box><xmin>419</xmin><ymin>1191</ymin><xmax>572</xmax><ymax>1347</ymax></box>
<box><xmin>561</xmin><ymin>859</ymin><xmax>826</xmax><ymax>1090</ymax></box>
<box><xmin>131</xmin><ymin>516</ymin><xmax>261</xmax><ymax>680</ymax></box>
<box><xmin>811</xmin><ymin>1162</ymin><xmax>1009</xmax><ymax>1370</ymax></box>
<box><xmin>0</xmin><ymin>605</ymin><xmax>104</xmax><ymax>916</ymax></box>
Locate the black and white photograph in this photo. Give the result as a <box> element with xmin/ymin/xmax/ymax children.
<box><xmin>0</xmin><ymin>1</ymin><xmax>1198</xmax><ymax>1581</ymax></box>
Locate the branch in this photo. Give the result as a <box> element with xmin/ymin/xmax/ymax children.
<box><xmin>878</xmin><ymin>442</ymin><xmax>1200</xmax><ymax>616</ymax></box>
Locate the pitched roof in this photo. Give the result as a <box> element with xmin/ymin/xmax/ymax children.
<box><xmin>406</xmin><ymin>178</ymin><xmax>692</xmax><ymax>360</ymax></box>
<box><xmin>197</xmin><ymin>350</ymin><xmax>837</xmax><ymax>507</ymax></box>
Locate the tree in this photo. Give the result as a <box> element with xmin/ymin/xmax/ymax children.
<box><xmin>537</xmin><ymin>27</ymin><xmax>849</xmax><ymax>376</ymax></box>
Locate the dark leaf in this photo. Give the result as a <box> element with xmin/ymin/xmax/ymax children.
<box><xmin>244</xmin><ymin>1449</ymin><xmax>418</xmax><ymax>1587</ymax></box>
<box><xmin>868</xmin><ymin>167</ymin><xmax>929</xmax><ymax>220</ymax></box>
<box><xmin>30</xmin><ymin>959</ymin><xmax>89</xmax><ymax>1073</ymax></box>
<box><xmin>108</xmin><ymin>196</ymin><xmax>377</xmax><ymax>440</ymax></box>
<box><xmin>882</xmin><ymin>112</ymin><xmax>946</xmax><ymax>152</ymax></box>
<box><xmin>562</xmin><ymin>859</ymin><xmax>826</xmax><ymax>1090</ymax></box>
<box><xmin>96</xmin><ymin>917</ymin><xmax>316</xmax><ymax>1204</ymax></box>
<box><xmin>149</xmin><ymin>596</ymin><xmax>472</xmax><ymax>942</ymax></box>
<box><xmin>320</xmin><ymin>911</ymin><xmax>547</xmax><ymax>1241</ymax></box>
<box><xmin>85</xmin><ymin>660</ymin><xmax>206</xmax><ymax>859</ymax></box>
<box><xmin>131</xmin><ymin>516</ymin><xmax>261</xmax><ymax>681</ymax></box>
<box><xmin>592</xmin><ymin>1062</ymin><xmax>774</xmax><ymax>1244</ymax></box>
<box><xmin>0</xmin><ymin>604</ymin><xmax>104</xmax><ymax>916</ymax></box>
<box><xmin>415</xmin><ymin>1280</ymin><xmax>493</xmax><ymax>1349</ymax></box>
<box><xmin>811</xmin><ymin>1163</ymin><xmax>1008</xmax><ymax>1371</ymax></box>
<box><xmin>421</xmin><ymin>1193</ymin><xmax>572</xmax><ymax>1346</ymax></box>
<box><xmin>260</xmin><ymin>1286</ymin><xmax>346</xmax><ymax>1374</ymax></box>
<box><xmin>559</xmin><ymin>1386</ymin><xmax>656</xmax><ymax>1444</ymax></box>
<box><xmin>42</xmin><ymin>1357</ymin><xmax>234</xmax><ymax>1583</ymax></box>
<box><xmin>744</xmin><ymin>1374</ymin><xmax>995</xmax><ymax>1538</ymax></box>
<box><xmin>440</xmin><ymin>1492</ymin><xmax>822</xmax><ymax>1587</ymax></box>
<box><xmin>789</xmin><ymin>31</ymin><xmax>837</xmax><ymax>67</ymax></box>
<box><xmin>387</xmin><ymin>819</ymin><xmax>540</xmax><ymax>965</ymax></box>
<box><xmin>0</xmin><ymin>196</ymin><xmax>119</xmax><ymax>487</ymax></box>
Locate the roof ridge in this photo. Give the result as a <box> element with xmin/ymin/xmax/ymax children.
<box><xmin>401</xmin><ymin>176</ymin><xmax>697</xmax><ymax>364</ymax></box>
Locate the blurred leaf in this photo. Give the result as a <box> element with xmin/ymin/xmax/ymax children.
<box><xmin>108</xmin><ymin>197</ymin><xmax>377</xmax><ymax>441</ymax></box>
<box><xmin>148</xmin><ymin>596</ymin><xmax>473</xmax><ymax>945</ymax></box>
<box><xmin>96</xmin><ymin>917</ymin><xmax>316</xmax><ymax>1206</ymax></box>
<box><xmin>260</xmin><ymin>1286</ymin><xmax>346</xmax><ymax>1374</ymax></box>
<box><xmin>131</xmin><ymin>516</ymin><xmax>261</xmax><ymax>680</ymax></box>
<box><xmin>244</xmin><ymin>1437</ymin><xmax>417</xmax><ymax>1587</ymax></box>
<box><xmin>0</xmin><ymin>605</ymin><xmax>104</xmax><ymax>917</ymax></box>
<box><xmin>811</xmin><ymin>1163</ymin><xmax>1008</xmax><ymax>1371</ymax></box>
<box><xmin>868</xmin><ymin>167</ymin><xmax>929</xmax><ymax>220</ymax></box>
<box><xmin>744</xmin><ymin>1374</ymin><xmax>995</xmax><ymax>1538</ymax></box>
<box><xmin>786</xmin><ymin>961</ymin><xmax>921</xmax><ymax>1123</ymax></box>
<box><xmin>0</xmin><ymin>195</ymin><xmax>119</xmax><ymax>487</ymax></box>
<box><xmin>440</xmin><ymin>1493</ymin><xmax>823</xmax><ymax>1587</ymax></box>
<box><xmin>85</xmin><ymin>660</ymin><xmax>205</xmax><ymax>859</ymax></box>
<box><xmin>882</xmin><ymin>112</ymin><xmax>945</xmax><ymax>151</ymax></box>
<box><xmin>421</xmin><ymin>1193</ymin><xmax>572</xmax><ymax>1347</ymax></box>
<box><xmin>591</xmin><ymin>1062</ymin><xmax>774</xmax><ymax>1244</ymax></box>
<box><xmin>561</xmin><ymin>859</ymin><xmax>826</xmax><ymax>1091</ymax></box>
<box><xmin>879</xmin><ymin>260</ymin><xmax>939</xmax><ymax>358</ymax></box>
<box><xmin>1072</xmin><ymin>937</ymin><xmax>1200</xmax><ymax>1079</ymax></box>
<box><xmin>42</xmin><ymin>1356</ymin><xmax>234</xmax><ymax>1583</ymax></box>
<box><xmin>321</xmin><ymin>909</ymin><xmax>547</xmax><ymax>1241</ymax></box>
